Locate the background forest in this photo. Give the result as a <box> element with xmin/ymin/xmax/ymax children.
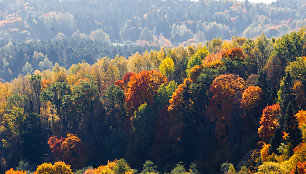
<box><xmin>0</xmin><ymin>0</ymin><xmax>305</xmax><ymax>81</ymax></box>
<box><xmin>0</xmin><ymin>27</ymin><xmax>305</xmax><ymax>173</ymax></box>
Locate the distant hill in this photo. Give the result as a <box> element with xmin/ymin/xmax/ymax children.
<box><xmin>0</xmin><ymin>0</ymin><xmax>304</xmax><ymax>45</ymax></box>
<box><xmin>0</xmin><ymin>0</ymin><xmax>305</xmax><ymax>81</ymax></box>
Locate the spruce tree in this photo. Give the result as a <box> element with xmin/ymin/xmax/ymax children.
<box><xmin>276</xmin><ymin>72</ymin><xmax>302</xmax><ymax>153</ymax></box>
<box><xmin>283</xmin><ymin>102</ymin><xmax>302</xmax><ymax>153</ymax></box>
<box><xmin>256</xmin><ymin>70</ymin><xmax>274</xmax><ymax>106</ymax></box>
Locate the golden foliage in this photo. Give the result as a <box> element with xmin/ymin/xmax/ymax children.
<box><xmin>94</xmin><ymin>160</ymin><xmax>117</xmax><ymax>174</ymax></box>
<box><xmin>0</xmin><ymin>82</ymin><xmax>10</xmax><ymax>114</ymax></box>
<box><xmin>5</xmin><ymin>169</ymin><xmax>26</xmax><ymax>174</ymax></box>
<box><xmin>260</xmin><ymin>143</ymin><xmax>271</xmax><ymax>162</ymax></box>
<box><xmin>202</xmin><ymin>52</ymin><xmax>223</xmax><ymax>69</ymax></box>
<box><xmin>60</xmin><ymin>134</ymin><xmax>87</xmax><ymax>168</ymax></box>
<box><xmin>188</xmin><ymin>65</ymin><xmax>203</xmax><ymax>82</ymax></box>
<box><xmin>295</xmin><ymin>110</ymin><xmax>306</xmax><ymax>129</ymax></box>
<box><xmin>35</xmin><ymin>162</ymin><xmax>56</xmax><ymax>174</ymax></box>
<box><xmin>168</xmin><ymin>78</ymin><xmax>192</xmax><ymax>112</ymax></box>
<box><xmin>241</xmin><ymin>86</ymin><xmax>263</xmax><ymax>112</ymax></box>
<box><xmin>159</xmin><ymin>57</ymin><xmax>175</xmax><ymax>77</ymax></box>
<box><xmin>257</xmin><ymin>162</ymin><xmax>288</xmax><ymax>174</ymax></box>
<box><xmin>35</xmin><ymin>161</ymin><xmax>73</xmax><ymax>174</ymax></box>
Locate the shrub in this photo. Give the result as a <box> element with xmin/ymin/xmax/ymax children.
<box><xmin>257</xmin><ymin>162</ymin><xmax>288</xmax><ymax>174</ymax></box>
<box><xmin>35</xmin><ymin>161</ymin><xmax>73</xmax><ymax>174</ymax></box>
<box><xmin>5</xmin><ymin>169</ymin><xmax>26</xmax><ymax>174</ymax></box>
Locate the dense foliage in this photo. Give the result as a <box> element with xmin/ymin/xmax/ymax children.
<box><xmin>0</xmin><ymin>28</ymin><xmax>305</xmax><ymax>173</ymax></box>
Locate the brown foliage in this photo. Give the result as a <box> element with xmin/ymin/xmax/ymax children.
<box><xmin>207</xmin><ymin>74</ymin><xmax>246</xmax><ymax>143</ymax></box>
<box><xmin>241</xmin><ymin>86</ymin><xmax>263</xmax><ymax>114</ymax></box>
<box><xmin>188</xmin><ymin>65</ymin><xmax>203</xmax><ymax>82</ymax></box>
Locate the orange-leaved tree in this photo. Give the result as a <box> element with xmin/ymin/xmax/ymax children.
<box><xmin>241</xmin><ymin>86</ymin><xmax>263</xmax><ymax>112</ymax></box>
<box><xmin>48</xmin><ymin>136</ymin><xmax>65</xmax><ymax>159</ymax></box>
<box><xmin>221</xmin><ymin>47</ymin><xmax>245</xmax><ymax>61</ymax></box>
<box><xmin>115</xmin><ymin>72</ymin><xmax>136</xmax><ymax>92</ymax></box>
<box><xmin>240</xmin><ymin>86</ymin><xmax>264</xmax><ymax>135</ymax></box>
<box><xmin>168</xmin><ymin>78</ymin><xmax>193</xmax><ymax>112</ymax></box>
<box><xmin>125</xmin><ymin>70</ymin><xmax>167</xmax><ymax>116</ymax></box>
<box><xmin>60</xmin><ymin>134</ymin><xmax>87</xmax><ymax>168</ymax></box>
<box><xmin>207</xmin><ymin>74</ymin><xmax>246</xmax><ymax>144</ymax></box>
<box><xmin>47</xmin><ymin>134</ymin><xmax>87</xmax><ymax>169</ymax></box>
<box><xmin>258</xmin><ymin>104</ymin><xmax>281</xmax><ymax>144</ymax></box>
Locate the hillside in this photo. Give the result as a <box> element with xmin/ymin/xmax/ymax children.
<box><xmin>0</xmin><ymin>28</ymin><xmax>305</xmax><ymax>173</ymax></box>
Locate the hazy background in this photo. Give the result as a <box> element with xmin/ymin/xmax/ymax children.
<box><xmin>0</xmin><ymin>0</ymin><xmax>304</xmax><ymax>81</ymax></box>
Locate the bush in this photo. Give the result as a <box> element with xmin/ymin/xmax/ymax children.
<box><xmin>5</xmin><ymin>169</ymin><xmax>26</xmax><ymax>174</ymax></box>
<box><xmin>257</xmin><ymin>162</ymin><xmax>288</xmax><ymax>174</ymax></box>
<box><xmin>35</xmin><ymin>161</ymin><xmax>73</xmax><ymax>174</ymax></box>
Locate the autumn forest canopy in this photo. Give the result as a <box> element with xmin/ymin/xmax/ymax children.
<box><xmin>0</xmin><ymin>0</ymin><xmax>306</xmax><ymax>174</ymax></box>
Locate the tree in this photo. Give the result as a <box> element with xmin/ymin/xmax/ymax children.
<box><xmin>48</xmin><ymin>134</ymin><xmax>88</xmax><ymax>169</ymax></box>
<box><xmin>60</xmin><ymin>134</ymin><xmax>88</xmax><ymax>168</ymax></box>
<box><xmin>140</xmin><ymin>160</ymin><xmax>158</xmax><ymax>174</ymax></box>
<box><xmin>256</xmin><ymin>70</ymin><xmax>275</xmax><ymax>106</ymax></box>
<box><xmin>282</xmin><ymin>102</ymin><xmax>302</xmax><ymax>152</ymax></box>
<box><xmin>274</xmin><ymin>31</ymin><xmax>304</xmax><ymax>66</ymax></box>
<box><xmin>159</xmin><ymin>57</ymin><xmax>175</xmax><ymax>78</ymax></box>
<box><xmin>127</xmin><ymin>103</ymin><xmax>155</xmax><ymax>165</ymax></box>
<box><xmin>48</xmin><ymin>136</ymin><xmax>65</xmax><ymax>159</ymax></box>
<box><xmin>207</xmin><ymin>74</ymin><xmax>246</xmax><ymax>144</ymax></box>
<box><xmin>240</xmin><ymin>86</ymin><xmax>264</xmax><ymax>135</ymax></box>
<box><xmin>295</xmin><ymin>110</ymin><xmax>306</xmax><ymax>129</ymax></box>
<box><xmin>221</xmin><ymin>47</ymin><xmax>246</xmax><ymax>78</ymax></box>
<box><xmin>41</xmin><ymin>82</ymin><xmax>72</xmax><ymax>132</ymax></box>
<box><xmin>113</xmin><ymin>159</ymin><xmax>133</xmax><ymax>174</ymax></box>
<box><xmin>241</xmin><ymin>86</ymin><xmax>263</xmax><ymax>113</ymax></box>
<box><xmin>187</xmin><ymin>47</ymin><xmax>209</xmax><ymax>70</ymax></box>
<box><xmin>0</xmin><ymin>106</ymin><xmax>43</xmax><ymax>165</ymax></box>
<box><xmin>278</xmin><ymin>72</ymin><xmax>295</xmax><ymax>111</ymax></box>
<box><xmin>115</xmin><ymin>72</ymin><xmax>136</xmax><ymax>92</ymax></box>
<box><xmin>29</xmin><ymin>74</ymin><xmax>42</xmax><ymax>114</ymax></box>
<box><xmin>168</xmin><ymin>78</ymin><xmax>193</xmax><ymax>112</ymax></box>
<box><xmin>254</xmin><ymin>34</ymin><xmax>273</xmax><ymax>70</ymax></box>
<box><xmin>125</xmin><ymin>70</ymin><xmax>167</xmax><ymax>117</ymax></box>
<box><xmin>155</xmin><ymin>81</ymin><xmax>177</xmax><ymax>110</ymax></box>
<box><xmin>258</xmin><ymin>104</ymin><xmax>281</xmax><ymax>144</ymax></box>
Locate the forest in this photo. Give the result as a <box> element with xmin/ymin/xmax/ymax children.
<box><xmin>0</xmin><ymin>26</ymin><xmax>305</xmax><ymax>173</ymax></box>
<box><xmin>0</xmin><ymin>0</ymin><xmax>305</xmax><ymax>80</ymax></box>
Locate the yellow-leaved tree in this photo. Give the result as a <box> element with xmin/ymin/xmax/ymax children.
<box><xmin>159</xmin><ymin>57</ymin><xmax>175</xmax><ymax>78</ymax></box>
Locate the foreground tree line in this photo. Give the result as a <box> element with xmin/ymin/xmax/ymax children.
<box><xmin>0</xmin><ymin>28</ymin><xmax>305</xmax><ymax>173</ymax></box>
